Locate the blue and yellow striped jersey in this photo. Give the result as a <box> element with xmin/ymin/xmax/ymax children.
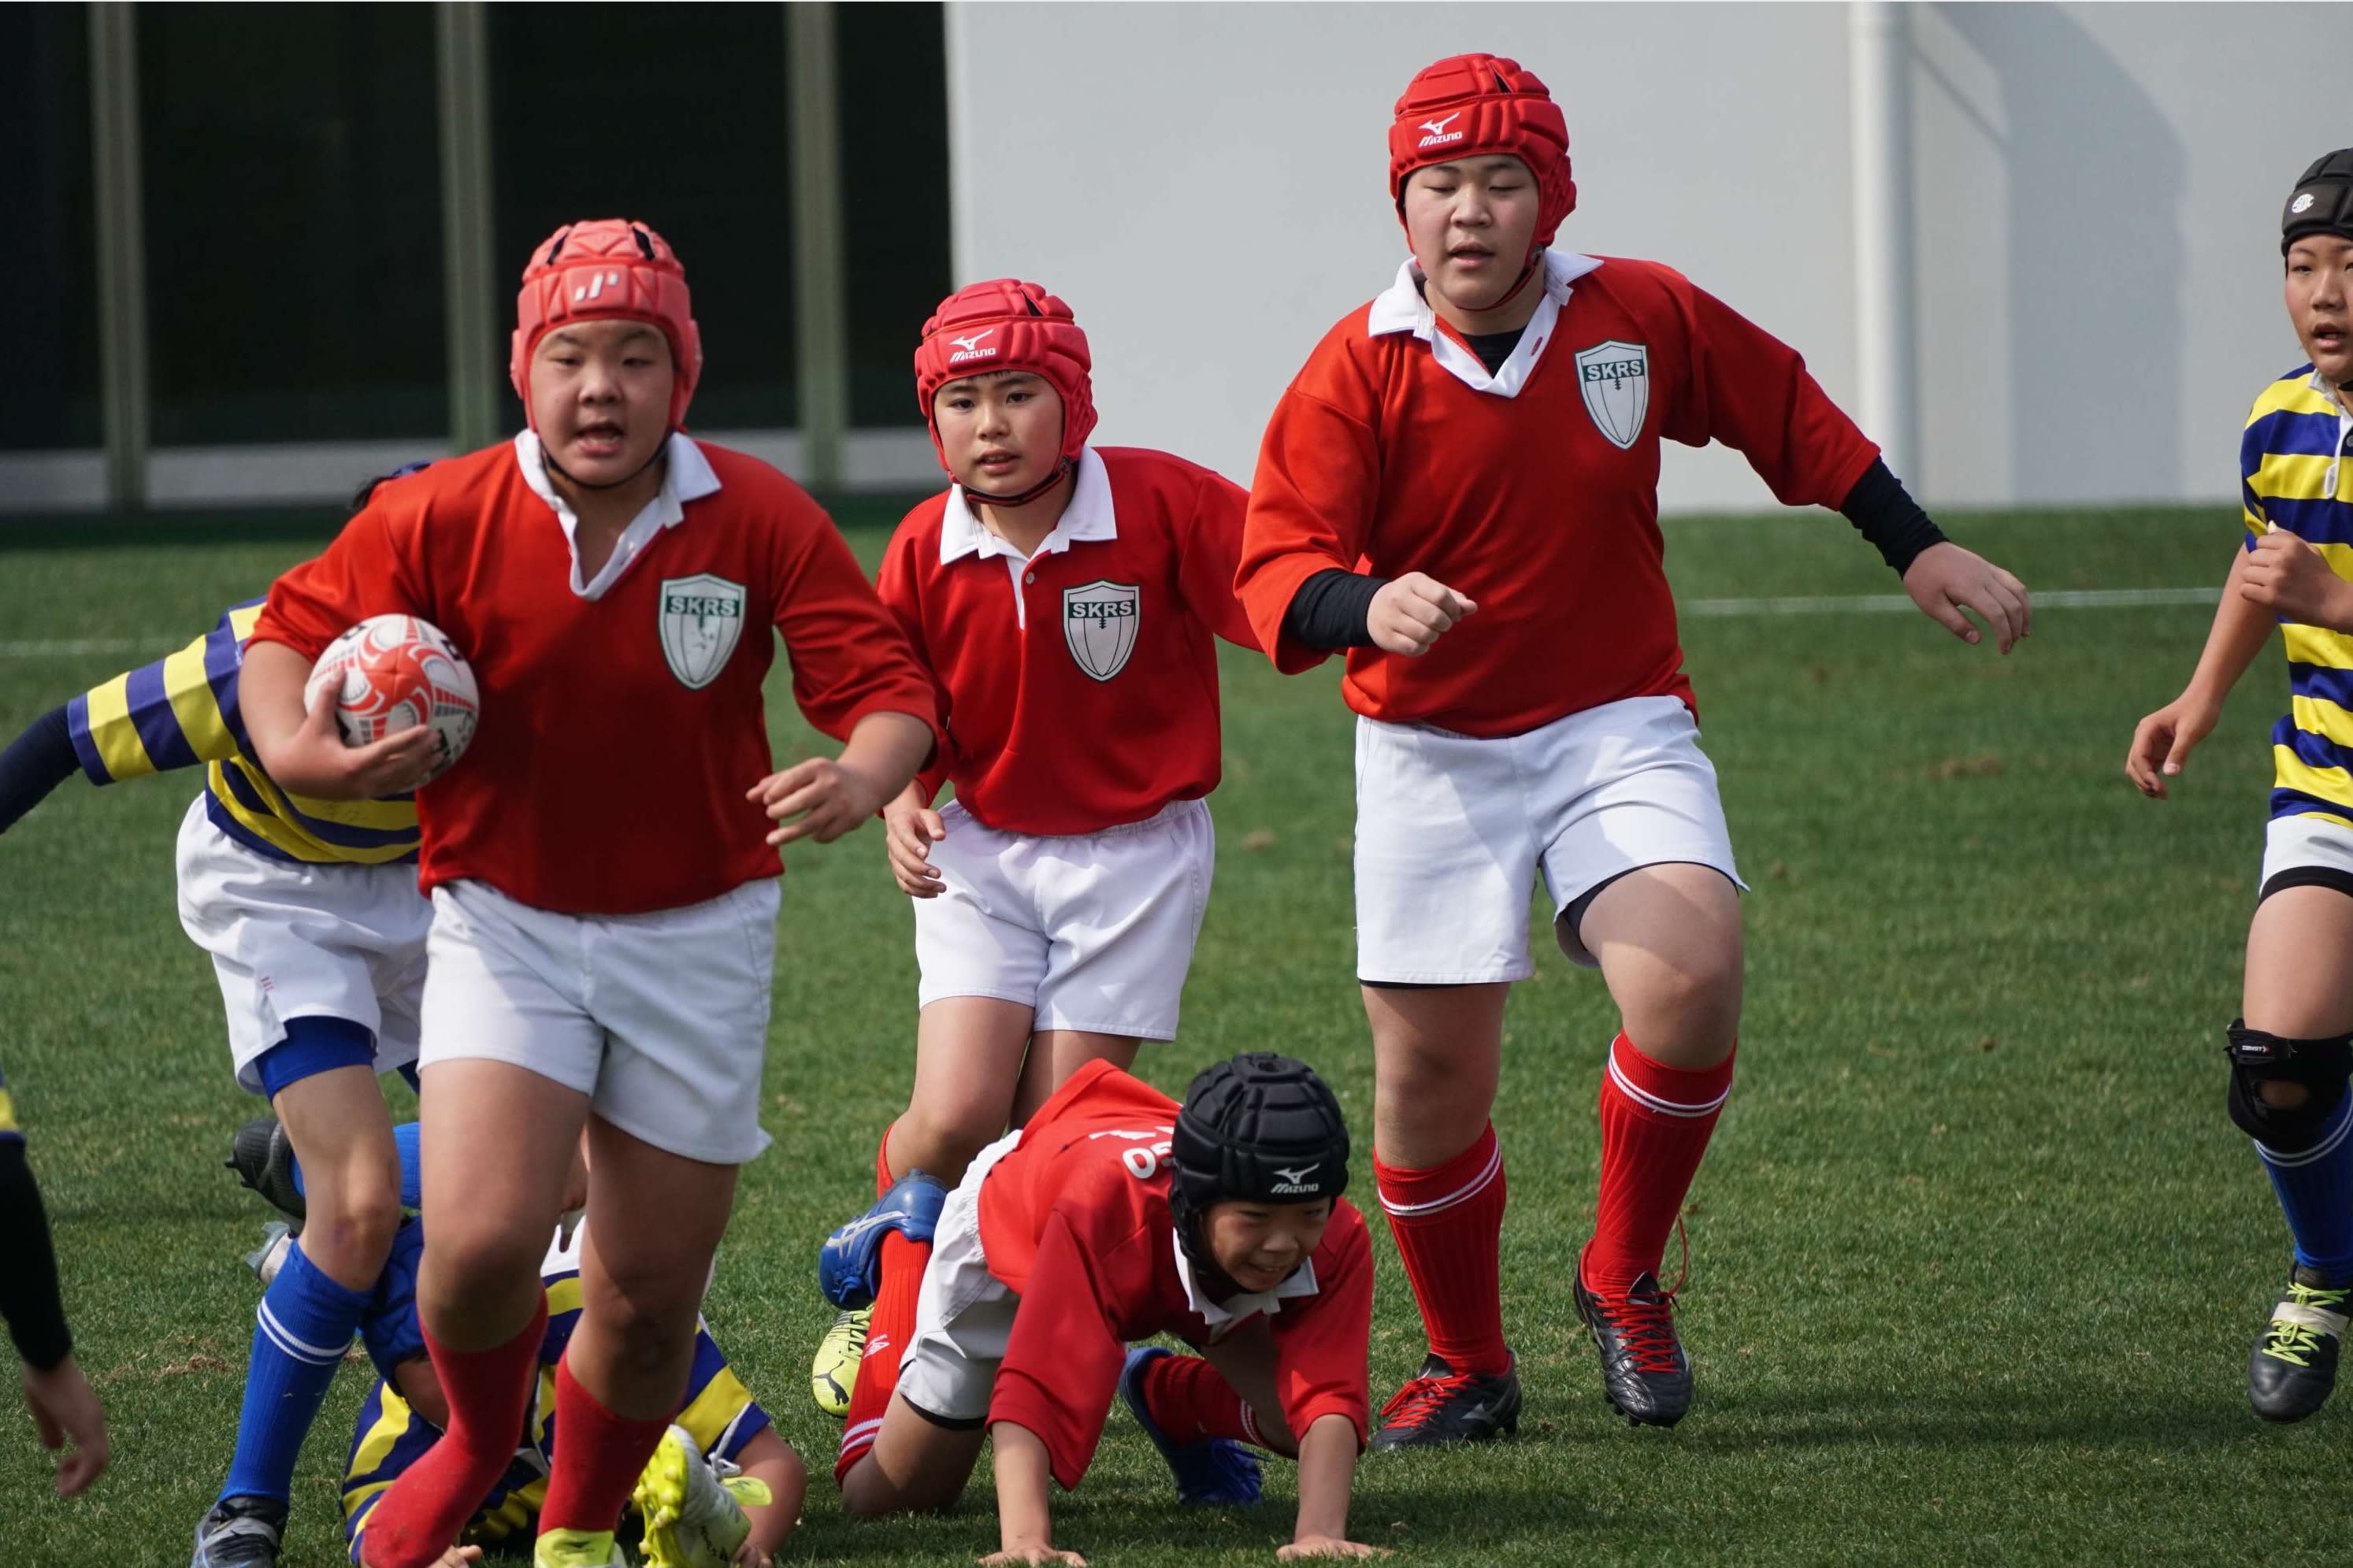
<box><xmin>2244</xmin><ymin>367</ymin><xmax>2353</xmax><ymax>825</ymax></box>
<box><xmin>65</xmin><ymin>600</ymin><xmax>418</xmax><ymax>865</ymax></box>
<box><xmin>340</xmin><ymin>1251</ymin><xmax>770</xmax><ymax>1559</ymax></box>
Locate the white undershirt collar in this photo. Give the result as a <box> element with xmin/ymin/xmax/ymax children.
<box><xmin>514</xmin><ymin>430</ymin><xmax>721</xmax><ymax>600</ymax></box>
<box><xmin>1172</xmin><ymin>1232</ymin><xmax>1319</xmax><ymax>1334</ymax></box>
<box><xmin>938</xmin><ymin>447</ymin><xmax>1116</xmax><ymax>628</ymax></box>
<box><xmin>1366</xmin><ymin>248</ymin><xmax>1603</xmax><ymax>399</ymax></box>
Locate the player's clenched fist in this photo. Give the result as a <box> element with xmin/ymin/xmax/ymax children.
<box><xmin>2125</xmin><ymin>692</ymin><xmax>2221</xmax><ymax>799</ymax></box>
<box><xmin>749</xmin><ymin>755</ymin><xmax>893</xmax><ymax>847</ymax></box>
<box><xmin>881</xmin><ymin>783</ymin><xmax>949</xmax><ymax>897</ymax></box>
<box><xmin>1368</xmin><ymin>573</ymin><xmax>1478</xmax><ymax>657</ymax></box>
<box><xmin>2241</xmin><ymin>527</ymin><xmax>2353</xmax><ymax>629</ymax></box>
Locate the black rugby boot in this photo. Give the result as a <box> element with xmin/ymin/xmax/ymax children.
<box><xmin>190</xmin><ymin>1495</ymin><xmax>286</xmax><ymax>1568</ymax></box>
<box><xmin>1575</xmin><ymin>1269</ymin><xmax>1692</xmax><ymax>1427</ymax></box>
<box><xmin>225</xmin><ymin>1116</ymin><xmax>305</xmax><ymax>1224</ymax></box>
<box><xmin>2249</xmin><ymin>1263</ymin><xmax>2350</xmax><ymax>1423</ymax></box>
<box><xmin>1368</xmin><ymin>1352</ymin><xmax>1521</xmax><ymax>1451</ymax></box>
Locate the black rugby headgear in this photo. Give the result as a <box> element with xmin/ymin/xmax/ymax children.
<box><xmin>2283</xmin><ymin>150</ymin><xmax>2353</xmax><ymax>255</ymax></box>
<box><xmin>1167</xmin><ymin>1054</ymin><xmax>1351</xmax><ymax>1272</ymax></box>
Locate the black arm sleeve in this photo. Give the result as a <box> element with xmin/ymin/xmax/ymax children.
<box><xmin>0</xmin><ymin>1141</ymin><xmax>72</xmax><ymax>1371</ymax></box>
<box><xmin>1281</xmin><ymin>569</ymin><xmax>1392</xmax><ymax>651</ymax></box>
<box><xmin>0</xmin><ymin>706</ymin><xmax>81</xmax><ymax>836</ymax></box>
<box><xmin>1839</xmin><ymin>458</ymin><xmax>1949</xmax><ymax>576</ymax></box>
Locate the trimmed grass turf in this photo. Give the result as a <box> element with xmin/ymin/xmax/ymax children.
<box><xmin>0</xmin><ymin>499</ymin><xmax>2343</xmax><ymax>1564</ymax></box>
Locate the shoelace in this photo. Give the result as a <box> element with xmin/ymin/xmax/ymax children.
<box><xmin>1378</xmin><ymin>1370</ymin><xmax>1478</xmax><ymax>1429</ymax></box>
<box><xmin>1600</xmin><ymin>1292</ymin><xmax>1684</xmax><ymax>1376</ymax></box>
<box><xmin>2262</xmin><ymin>1282</ymin><xmax>2351</xmax><ymax>1366</ymax></box>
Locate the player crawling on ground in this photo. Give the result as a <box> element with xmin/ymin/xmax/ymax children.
<box><xmin>1234</xmin><ymin>53</ymin><xmax>2030</xmax><ymax>1445</ymax></box>
<box><xmin>2126</xmin><ymin>150</ymin><xmax>2353</xmax><ymax>1422</ymax></box>
<box><xmin>811</xmin><ymin>280</ymin><xmax>1259</xmax><ymax>1437</ymax></box>
<box><xmin>0</xmin><ymin>558</ymin><xmax>441</xmax><ymax>1564</ymax></box>
<box><xmin>826</xmin><ymin>1054</ymin><xmax>1384</xmax><ymax>1563</ymax></box>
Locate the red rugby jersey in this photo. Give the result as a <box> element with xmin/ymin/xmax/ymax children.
<box><xmin>976</xmin><ymin>1059</ymin><xmax>1372</xmax><ymax>1490</ymax></box>
<box><xmin>1236</xmin><ymin>253</ymin><xmax>1880</xmax><ymax>737</ymax></box>
<box><xmin>251</xmin><ymin>438</ymin><xmax>940</xmax><ymax>914</ymax></box>
<box><xmin>878</xmin><ymin>447</ymin><xmax>1258</xmax><ymax>836</ymax></box>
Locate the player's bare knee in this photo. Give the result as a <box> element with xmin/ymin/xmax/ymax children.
<box><xmin>894</xmin><ymin>1099</ymin><xmax>999</xmax><ymax>1180</ymax></box>
<box><xmin>306</xmin><ymin>1184</ymin><xmax>403</xmax><ymax>1277</ymax></box>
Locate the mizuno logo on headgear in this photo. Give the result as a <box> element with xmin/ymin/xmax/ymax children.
<box><xmin>1271</xmin><ymin>1163</ymin><xmax>1321</xmax><ymax>1194</ymax></box>
<box><xmin>948</xmin><ymin>328</ymin><xmax>1000</xmax><ymax>365</ymax></box>
<box><xmin>1418</xmin><ymin>113</ymin><xmax>1466</xmax><ymax>150</ymax></box>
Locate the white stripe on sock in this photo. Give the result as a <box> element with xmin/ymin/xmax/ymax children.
<box><xmin>840</xmin><ymin>1417</ymin><xmax>885</xmax><ymax>1455</ymax></box>
<box><xmin>2256</xmin><ymin>1101</ymin><xmax>2353</xmax><ymax>1169</ymax></box>
<box><xmin>1379</xmin><ymin>1140</ymin><xmax>1503</xmax><ymax>1218</ymax></box>
<box><xmin>1239</xmin><ymin>1402</ymin><xmax>1262</xmax><ymax>1448</ymax></box>
<box><xmin>1606</xmin><ymin>1052</ymin><xmax>1728</xmax><ymax>1119</ymax></box>
<box><xmin>256</xmin><ymin>1301</ymin><xmax>348</xmax><ymax>1366</ymax></box>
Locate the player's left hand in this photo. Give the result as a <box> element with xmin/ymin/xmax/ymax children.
<box><xmin>2241</xmin><ymin>527</ymin><xmax>2353</xmax><ymax>628</ymax></box>
<box><xmin>1278</xmin><ymin>1540</ymin><xmax>1391</xmax><ymax>1561</ymax></box>
<box><xmin>1901</xmin><ymin>542</ymin><xmax>2031</xmax><ymax>654</ymax></box>
<box><xmin>20</xmin><ymin>1353</ymin><xmax>107</xmax><ymax>1497</ymax></box>
<box><xmin>748</xmin><ymin>757</ymin><xmax>891</xmax><ymax>847</ymax></box>
<box><xmin>432</xmin><ymin>1548</ymin><xmax>484</xmax><ymax>1567</ymax></box>
<box><xmin>730</xmin><ymin>1542</ymin><xmax>771</xmax><ymax>1568</ymax></box>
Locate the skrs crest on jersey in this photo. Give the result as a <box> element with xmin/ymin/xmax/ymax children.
<box><xmin>659</xmin><ymin>573</ymin><xmax>748</xmax><ymax>690</ymax></box>
<box><xmin>1575</xmin><ymin>340</ymin><xmax>1650</xmax><ymax>450</ymax></box>
<box><xmin>1063</xmin><ymin>580</ymin><xmax>1140</xmax><ymax>681</ymax></box>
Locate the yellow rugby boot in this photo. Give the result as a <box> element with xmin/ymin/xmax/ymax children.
<box><xmin>811</xmin><ymin>1304</ymin><xmax>869</xmax><ymax>1419</ymax></box>
<box><xmin>634</xmin><ymin>1424</ymin><xmax>769</xmax><ymax>1568</ymax></box>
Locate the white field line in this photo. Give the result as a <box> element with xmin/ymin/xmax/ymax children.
<box><xmin>1683</xmin><ymin>586</ymin><xmax>2221</xmax><ymax>617</ymax></box>
<box><xmin>0</xmin><ymin>587</ymin><xmax>2224</xmax><ymax>659</ymax></box>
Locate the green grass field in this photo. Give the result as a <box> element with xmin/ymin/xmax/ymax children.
<box><xmin>0</xmin><ymin>499</ymin><xmax>2340</xmax><ymax>1566</ymax></box>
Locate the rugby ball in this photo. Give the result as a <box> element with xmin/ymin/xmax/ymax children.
<box><xmin>303</xmin><ymin>615</ymin><xmax>481</xmax><ymax>780</ymax></box>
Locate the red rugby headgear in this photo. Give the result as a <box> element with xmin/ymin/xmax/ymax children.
<box><xmin>1388</xmin><ymin>54</ymin><xmax>1577</xmax><ymax>253</ymax></box>
<box><xmin>913</xmin><ymin>280</ymin><xmax>1097</xmax><ymax>480</ymax></box>
<box><xmin>510</xmin><ymin>218</ymin><xmax>703</xmax><ymax>432</ymax></box>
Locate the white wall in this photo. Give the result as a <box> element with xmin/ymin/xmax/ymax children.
<box><xmin>947</xmin><ymin>2</ymin><xmax>2342</xmax><ymax>514</ymax></box>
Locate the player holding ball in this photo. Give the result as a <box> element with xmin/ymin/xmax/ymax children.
<box><xmin>1235</xmin><ymin>54</ymin><xmax>2030</xmax><ymax>1444</ymax></box>
<box><xmin>239</xmin><ymin>218</ymin><xmax>940</xmax><ymax>1568</ymax></box>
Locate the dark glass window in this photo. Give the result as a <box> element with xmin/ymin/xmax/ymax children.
<box><xmin>0</xmin><ymin>5</ymin><xmax>101</xmax><ymax>450</ymax></box>
<box><xmin>838</xmin><ymin>3</ymin><xmax>950</xmax><ymax>428</ymax></box>
<box><xmin>139</xmin><ymin>3</ymin><xmax>446</xmax><ymax>446</ymax></box>
<box><xmin>489</xmin><ymin>3</ymin><xmax>796</xmax><ymax>432</ymax></box>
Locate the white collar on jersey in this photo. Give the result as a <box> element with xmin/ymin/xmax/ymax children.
<box><xmin>1172</xmin><ymin>1231</ymin><xmax>1319</xmax><ymax>1330</ymax></box>
<box><xmin>939</xmin><ymin>446</ymin><xmax>1117</xmax><ymax>565</ymax></box>
<box><xmin>1366</xmin><ymin>247</ymin><xmax>1605</xmax><ymax>400</ymax></box>
<box><xmin>514</xmin><ymin>430</ymin><xmax>722</xmax><ymax>602</ymax></box>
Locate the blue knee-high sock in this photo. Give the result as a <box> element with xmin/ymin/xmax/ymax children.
<box><xmin>218</xmin><ymin>1237</ymin><xmax>372</xmax><ymax>1503</ymax></box>
<box><xmin>288</xmin><ymin>1120</ymin><xmax>421</xmax><ymax>1210</ymax></box>
<box><xmin>2257</xmin><ymin>1091</ymin><xmax>2353</xmax><ymax>1279</ymax></box>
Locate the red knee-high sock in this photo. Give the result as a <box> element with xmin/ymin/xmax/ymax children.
<box><xmin>836</xmin><ymin>1228</ymin><xmax>928</xmax><ymax>1483</ymax></box>
<box><xmin>1585</xmin><ymin>1031</ymin><xmax>1735</xmax><ymax>1299</ymax></box>
<box><xmin>1374</xmin><ymin>1124</ymin><xmax>1511</xmax><ymax>1377</ymax></box>
<box><xmin>537</xmin><ymin>1357</ymin><xmax>675</xmax><ymax>1537</ymax></box>
<box><xmin>1141</xmin><ymin>1353</ymin><xmax>1266</xmax><ymax>1450</ymax></box>
<box><xmin>358</xmin><ymin>1297</ymin><xmax>548</xmax><ymax>1568</ymax></box>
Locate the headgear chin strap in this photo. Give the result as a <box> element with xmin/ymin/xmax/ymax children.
<box><xmin>1388</xmin><ymin>54</ymin><xmax>1578</xmax><ymax>270</ymax></box>
<box><xmin>914</xmin><ymin>280</ymin><xmax>1097</xmax><ymax>495</ymax></box>
<box><xmin>1167</xmin><ymin>1054</ymin><xmax>1352</xmax><ymax>1289</ymax></box>
<box><xmin>2284</xmin><ymin>149</ymin><xmax>2353</xmax><ymax>256</ymax></box>
<box><xmin>511</xmin><ymin>218</ymin><xmax>703</xmax><ymax>434</ymax></box>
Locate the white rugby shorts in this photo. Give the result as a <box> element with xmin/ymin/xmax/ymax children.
<box><xmin>1354</xmin><ymin>695</ymin><xmax>1744</xmax><ymax>984</ymax></box>
<box><xmin>912</xmin><ymin>797</ymin><xmax>1212</xmax><ymax>1040</ymax></box>
<box><xmin>2262</xmin><ymin>812</ymin><xmax>2353</xmax><ymax>889</ymax></box>
<box><xmin>891</xmin><ymin>1128</ymin><xmax>1025</xmax><ymax>1429</ymax></box>
<box><xmin>418</xmin><ymin>875</ymin><xmax>781</xmax><ymax>1166</ymax></box>
<box><xmin>174</xmin><ymin>795</ymin><xmax>431</xmax><ymax>1095</ymax></box>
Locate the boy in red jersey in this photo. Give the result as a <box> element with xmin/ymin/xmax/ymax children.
<box><xmin>810</xmin><ymin>280</ymin><xmax>1259</xmax><ymax>1448</ymax></box>
<box><xmin>1235</xmin><ymin>56</ymin><xmax>2032</xmax><ymax>1445</ymax></box>
<box><xmin>837</xmin><ymin>1054</ymin><xmax>1384</xmax><ymax>1565</ymax></box>
<box><xmin>237</xmin><ymin>219</ymin><xmax>940</xmax><ymax>1568</ymax></box>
